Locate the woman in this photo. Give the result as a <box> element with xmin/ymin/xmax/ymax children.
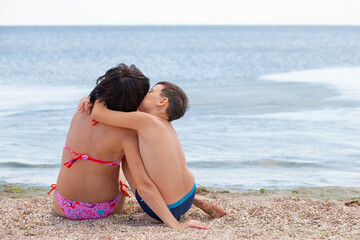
<box><xmin>50</xmin><ymin>63</ymin><xmax>209</xmax><ymax>229</ymax></box>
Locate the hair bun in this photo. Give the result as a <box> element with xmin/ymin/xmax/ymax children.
<box><xmin>118</xmin><ymin>63</ymin><xmax>130</xmax><ymax>77</ymax></box>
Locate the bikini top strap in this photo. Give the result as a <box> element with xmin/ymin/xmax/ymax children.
<box><xmin>111</xmin><ymin>154</ymin><xmax>125</xmax><ymax>166</ymax></box>
<box><xmin>63</xmin><ymin>143</ymin><xmax>123</xmax><ymax>167</ymax></box>
<box><xmin>63</xmin><ymin>143</ymin><xmax>91</xmax><ymax>168</ymax></box>
<box><xmin>64</xmin><ymin>143</ymin><xmax>75</xmax><ymax>155</ymax></box>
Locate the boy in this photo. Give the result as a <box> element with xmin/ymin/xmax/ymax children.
<box><xmin>89</xmin><ymin>82</ymin><xmax>226</xmax><ymax>221</ymax></box>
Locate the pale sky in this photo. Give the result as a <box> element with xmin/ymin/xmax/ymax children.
<box><xmin>1</xmin><ymin>0</ymin><xmax>360</xmax><ymax>26</ymax></box>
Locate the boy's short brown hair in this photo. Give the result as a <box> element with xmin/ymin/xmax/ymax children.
<box><xmin>156</xmin><ymin>81</ymin><xmax>188</xmax><ymax>122</ymax></box>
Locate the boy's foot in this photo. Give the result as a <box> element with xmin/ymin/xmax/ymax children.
<box><xmin>193</xmin><ymin>196</ymin><xmax>228</xmax><ymax>218</ymax></box>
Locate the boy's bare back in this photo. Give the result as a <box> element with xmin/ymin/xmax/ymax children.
<box><xmin>136</xmin><ymin>114</ymin><xmax>195</xmax><ymax>204</ymax></box>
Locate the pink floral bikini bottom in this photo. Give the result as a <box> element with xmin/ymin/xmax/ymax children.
<box><xmin>56</xmin><ymin>190</ymin><xmax>121</xmax><ymax>220</ymax></box>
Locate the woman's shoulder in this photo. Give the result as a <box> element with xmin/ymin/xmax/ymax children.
<box><xmin>101</xmin><ymin>127</ymin><xmax>137</xmax><ymax>146</ymax></box>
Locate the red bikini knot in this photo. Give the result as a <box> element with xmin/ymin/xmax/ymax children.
<box><xmin>82</xmin><ymin>154</ymin><xmax>88</xmax><ymax>160</ymax></box>
<box><xmin>47</xmin><ymin>184</ymin><xmax>57</xmax><ymax>194</ymax></box>
<box><xmin>92</xmin><ymin>120</ymin><xmax>99</xmax><ymax>126</ymax></box>
<box><xmin>120</xmin><ymin>180</ymin><xmax>131</xmax><ymax>198</ymax></box>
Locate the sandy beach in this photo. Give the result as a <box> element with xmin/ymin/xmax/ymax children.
<box><xmin>0</xmin><ymin>184</ymin><xmax>359</xmax><ymax>239</ymax></box>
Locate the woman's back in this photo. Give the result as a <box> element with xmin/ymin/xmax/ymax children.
<box><xmin>53</xmin><ymin>63</ymin><xmax>152</xmax><ymax>220</ymax></box>
<box><xmin>56</xmin><ymin>111</ymin><xmax>132</xmax><ymax>203</ymax></box>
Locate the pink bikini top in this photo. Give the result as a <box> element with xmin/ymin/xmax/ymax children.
<box><xmin>63</xmin><ymin>143</ymin><xmax>124</xmax><ymax>168</ymax></box>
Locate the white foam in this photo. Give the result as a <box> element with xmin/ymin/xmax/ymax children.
<box><xmin>260</xmin><ymin>67</ymin><xmax>360</xmax><ymax>100</ymax></box>
<box><xmin>0</xmin><ymin>86</ymin><xmax>91</xmax><ymax>116</ymax></box>
<box><xmin>248</xmin><ymin>108</ymin><xmax>360</xmax><ymax>122</ymax></box>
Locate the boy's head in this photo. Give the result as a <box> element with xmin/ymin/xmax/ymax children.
<box><xmin>138</xmin><ymin>81</ymin><xmax>188</xmax><ymax>122</ymax></box>
<box><xmin>156</xmin><ymin>81</ymin><xmax>189</xmax><ymax>122</ymax></box>
<box><xmin>89</xmin><ymin>63</ymin><xmax>150</xmax><ymax>112</ymax></box>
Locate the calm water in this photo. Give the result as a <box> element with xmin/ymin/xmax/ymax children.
<box><xmin>1</xmin><ymin>26</ymin><xmax>360</xmax><ymax>190</ymax></box>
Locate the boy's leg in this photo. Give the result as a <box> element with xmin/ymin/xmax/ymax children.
<box><xmin>121</xmin><ymin>159</ymin><xmax>161</xmax><ymax>223</ymax></box>
<box><xmin>122</xmin><ymin>159</ymin><xmax>227</xmax><ymax>219</ymax></box>
<box><xmin>193</xmin><ymin>195</ymin><xmax>228</xmax><ymax>218</ymax></box>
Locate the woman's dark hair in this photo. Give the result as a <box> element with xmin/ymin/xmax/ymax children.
<box><xmin>89</xmin><ymin>63</ymin><xmax>150</xmax><ymax>112</ymax></box>
<box><xmin>156</xmin><ymin>81</ymin><xmax>188</xmax><ymax>122</ymax></box>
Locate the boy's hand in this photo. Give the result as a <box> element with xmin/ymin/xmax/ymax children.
<box><xmin>78</xmin><ymin>97</ymin><xmax>93</xmax><ymax>114</ymax></box>
<box><xmin>179</xmin><ymin>220</ymin><xmax>211</xmax><ymax>230</ymax></box>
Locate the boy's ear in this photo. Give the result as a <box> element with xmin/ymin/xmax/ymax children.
<box><xmin>157</xmin><ymin>97</ymin><xmax>168</xmax><ymax>107</ymax></box>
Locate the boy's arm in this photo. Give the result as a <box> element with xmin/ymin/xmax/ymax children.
<box><xmin>123</xmin><ymin>135</ymin><xmax>210</xmax><ymax>230</ymax></box>
<box><xmin>91</xmin><ymin>101</ymin><xmax>153</xmax><ymax>131</ymax></box>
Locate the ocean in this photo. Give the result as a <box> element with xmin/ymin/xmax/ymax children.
<box><xmin>1</xmin><ymin>26</ymin><xmax>360</xmax><ymax>190</ymax></box>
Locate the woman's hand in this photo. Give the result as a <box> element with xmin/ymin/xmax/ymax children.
<box><xmin>77</xmin><ymin>97</ymin><xmax>93</xmax><ymax>114</ymax></box>
<box><xmin>178</xmin><ymin>220</ymin><xmax>212</xmax><ymax>230</ymax></box>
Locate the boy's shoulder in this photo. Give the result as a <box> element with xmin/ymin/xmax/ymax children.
<box><xmin>137</xmin><ymin>112</ymin><xmax>166</xmax><ymax>129</ymax></box>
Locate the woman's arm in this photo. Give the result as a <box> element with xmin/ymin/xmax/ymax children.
<box><xmin>123</xmin><ymin>134</ymin><xmax>210</xmax><ymax>229</ymax></box>
<box><xmin>91</xmin><ymin>101</ymin><xmax>154</xmax><ymax>131</ymax></box>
